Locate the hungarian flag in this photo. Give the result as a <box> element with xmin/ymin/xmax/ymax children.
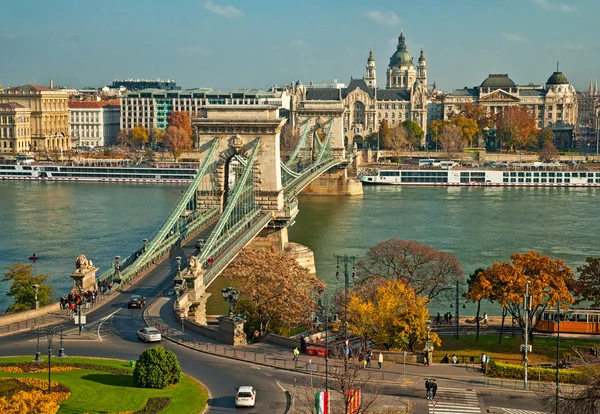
<box><xmin>314</xmin><ymin>391</ymin><xmax>329</xmax><ymax>414</ymax></box>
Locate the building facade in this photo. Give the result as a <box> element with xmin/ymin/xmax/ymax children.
<box><xmin>0</xmin><ymin>103</ymin><xmax>31</xmax><ymax>154</ymax></box>
<box><xmin>290</xmin><ymin>31</ymin><xmax>429</xmax><ymax>147</ymax></box>
<box><xmin>110</xmin><ymin>79</ymin><xmax>181</xmax><ymax>91</ymax></box>
<box><xmin>0</xmin><ymin>84</ymin><xmax>71</xmax><ymax>150</ymax></box>
<box><xmin>441</xmin><ymin>70</ymin><xmax>578</xmax><ymax>130</ymax></box>
<box><xmin>576</xmin><ymin>80</ymin><xmax>599</xmax><ymax>147</ymax></box>
<box><xmin>120</xmin><ymin>88</ymin><xmax>290</xmax><ymax>131</ymax></box>
<box><xmin>69</xmin><ymin>101</ymin><xmax>120</xmax><ymax>147</ymax></box>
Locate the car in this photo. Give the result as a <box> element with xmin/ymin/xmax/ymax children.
<box><xmin>128</xmin><ymin>295</ymin><xmax>146</xmax><ymax>308</ymax></box>
<box><xmin>194</xmin><ymin>238</ymin><xmax>205</xmax><ymax>249</ymax></box>
<box><xmin>235</xmin><ymin>386</ymin><xmax>256</xmax><ymax>407</ymax></box>
<box><xmin>137</xmin><ymin>327</ymin><xmax>161</xmax><ymax>343</ymax></box>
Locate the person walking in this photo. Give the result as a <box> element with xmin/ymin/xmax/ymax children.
<box><xmin>436</xmin><ymin>312</ymin><xmax>441</xmax><ymax>325</ymax></box>
<box><xmin>444</xmin><ymin>312</ymin><xmax>449</xmax><ymax>324</ymax></box>
<box><xmin>293</xmin><ymin>347</ymin><xmax>300</xmax><ymax>362</ymax></box>
<box><xmin>425</xmin><ymin>379</ymin><xmax>432</xmax><ymax>399</ymax></box>
<box><xmin>451</xmin><ymin>354</ymin><xmax>458</xmax><ymax>364</ymax></box>
<box><xmin>448</xmin><ymin>312</ymin><xmax>453</xmax><ymax>325</ymax></box>
<box><xmin>431</xmin><ymin>380</ymin><xmax>438</xmax><ymax>399</ymax></box>
<box><xmin>378</xmin><ymin>352</ymin><xmax>383</xmax><ymax>369</ymax></box>
<box><xmin>483</xmin><ymin>312</ymin><xmax>489</xmax><ymax>326</ymax></box>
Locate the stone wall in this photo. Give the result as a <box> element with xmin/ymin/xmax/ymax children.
<box><xmin>301</xmin><ymin>168</ymin><xmax>363</xmax><ymax>196</ymax></box>
<box><xmin>0</xmin><ymin>302</ymin><xmax>62</xmax><ymax>326</ymax></box>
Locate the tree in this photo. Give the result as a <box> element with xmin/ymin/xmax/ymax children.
<box><xmin>223</xmin><ymin>248</ymin><xmax>326</xmax><ymax>337</ymax></box>
<box><xmin>388</xmin><ymin>123</ymin><xmax>406</xmax><ymax>163</ymax></box>
<box><xmin>130</xmin><ymin>126</ymin><xmax>149</xmax><ymax>148</ymax></box>
<box><xmin>456</xmin><ymin>103</ymin><xmax>495</xmax><ymax>147</ymax></box>
<box><xmin>439</xmin><ymin>124</ymin><xmax>464</xmax><ymax>158</ymax></box>
<box><xmin>538</xmin><ymin>144</ymin><xmax>560</xmax><ymax>162</ymax></box>
<box><xmin>575</xmin><ymin>257</ymin><xmax>600</xmax><ymax>307</ymax></box>
<box><xmin>480</xmin><ymin>251</ymin><xmax>576</xmax><ymax>342</ymax></box>
<box><xmin>356</xmin><ymin>238</ymin><xmax>463</xmax><ymax>301</ymax></box>
<box><xmin>116</xmin><ymin>129</ymin><xmax>131</xmax><ymax>146</ymax></box>
<box><xmin>401</xmin><ymin>120</ymin><xmax>424</xmax><ymax>151</ymax></box>
<box><xmin>133</xmin><ymin>346</ymin><xmax>181</xmax><ymax>389</ymax></box>
<box><xmin>347</xmin><ymin>280</ymin><xmax>441</xmax><ymax>351</ymax></box>
<box><xmin>163</xmin><ymin>126</ymin><xmax>193</xmax><ymax>161</ymax></box>
<box><xmin>450</xmin><ymin>116</ymin><xmax>478</xmax><ymax>147</ymax></box>
<box><xmin>167</xmin><ymin>111</ymin><xmax>193</xmax><ymax>138</ymax></box>
<box><xmin>537</xmin><ymin>128</ymin><xmax>555</xmax><ymax>148</ymax></box>
<box><xmin>150</xmin><ymin>128</ymin><xmax>165</xmax><ymax>147</ymax></box>
<box><xmin>495</xmin><ymin>106</ymin><xmax>538</xmax><ymax>150</ymax></box>
<box><xmin>378</xmin><ymin>120</ymin><xmax>392</xmax><ymax>149</ymax></box>
<box><xmin>428</xmin><ymin>120</ymin><xmax>448</xmax><ymax>149</ymax></box>
<box><xmin>280</xmin><ymin>123</ymin><xmax>299</xmax><ymax>156</ymax></box>
<box><xmin>463</xmin><ymin>268</ymin><xmax>492</xmax><ymax>342</ymax></box>
<box><xmin>2</xmin><ymin>263</ymin><xmax>54</xmax><ymax>313</ymax></box>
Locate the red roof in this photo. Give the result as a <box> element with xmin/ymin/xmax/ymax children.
<box><xmin>69</xmin><ymin>101</ymin><xmax>118</xmax><ymax>109</ymax></box>
<box><xmin>4</xmin><ymin>84</ymin><xmax>53</xmax><ymax>92</ymax></box>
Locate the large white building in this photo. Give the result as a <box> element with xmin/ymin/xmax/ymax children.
<box><xmin>69</xmin><ymin>101</ymin><xmax>120</xmax><ymax>147</ymax></box>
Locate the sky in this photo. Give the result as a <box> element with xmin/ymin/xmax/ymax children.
<box><xmin>0</xmin><ymin>0</ymin><xmax>598</xmax><ymax>92</ymax></box>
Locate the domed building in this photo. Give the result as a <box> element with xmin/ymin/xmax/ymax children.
<box><xmin>441</xmin><ymin>64</ymin><xmax>578</xmax><ymax>148</ymax></box>
<box><xmin>289</xmin><ymin>31</ymin><xmax>429</xmax><ymax>148</ymax></box>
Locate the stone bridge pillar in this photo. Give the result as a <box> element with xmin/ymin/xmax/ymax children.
<box><xmin>193</xmin><ymin>106</ymin><xmax>287</xmax><ymax>213</ymax></box>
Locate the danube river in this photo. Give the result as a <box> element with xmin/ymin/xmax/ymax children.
<box><xmin>1</xmin><ymin>181</ymin><xmax>598</xmax><ymax>314</ymax></box>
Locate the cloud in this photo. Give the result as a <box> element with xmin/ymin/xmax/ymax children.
<box><xmin>203</xmin><ymin>0</ymin><xmax>243</xmax><ymax>18</ymax></box>
<box><xmin>291</xmin><ymin>40</ymin><xmax>310</xmax><ymax>50</ymax></box>
<box><xmin>562</xmin><ymin>42</ymin><xmax>586</xmax><ymax>51</ymax></box>
<box><xmin>178</xmin><ymin>45</ymin><xmax>211</xmax><ymax>56</ymax></box>
<box><xmin>365</xmin><ymin>10</ymin><xmax>399</xmax><ymax>26</ymax></box>
<box><xmin>501</xmin><ymin>32</ymin><xmax>528</xmax><ymax>42</ymax></box>
<box><xmin>531</xmin><ymin>0</ymin><xmax>574</xmax><ymax>12</ymax></box>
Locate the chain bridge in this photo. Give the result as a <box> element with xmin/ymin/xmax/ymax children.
<box><xmin>95</xmin><ymin>104</ymin><xmax>361</xmax><ymax>322</ymax></box>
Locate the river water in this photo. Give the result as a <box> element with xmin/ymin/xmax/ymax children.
<box><xmin>1</xmin><ymin>181</ymin><xmax>597</xmax><ymax>315</ymax></box>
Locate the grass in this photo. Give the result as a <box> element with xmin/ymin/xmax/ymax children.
<box><xmin>0</xmin><ymin>356</ymin><xmax>208</xmax><ymax>414</ymax></box>
<box><xmin>437</xmin><ymin>334</ymin><xmax>600</xmax><ymax>364</ymax></box>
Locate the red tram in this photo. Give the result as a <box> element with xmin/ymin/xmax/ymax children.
<box><xmin>536</xmin><ymin>309</ymin><xmax>600</xmax><ymax>334</ymax></box>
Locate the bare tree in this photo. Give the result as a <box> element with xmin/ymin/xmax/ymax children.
<box><xmin>280</xmin><ymin>123</ymin><xmax>300</xmax><ymax>158</ymax></box>
<box><xmin>542</xmin><ymin>349</ymin><xmax>600</xmax><ymax>414</ymax></box>
<box><xmin>439</xmin><ymin>124</ymin><xmax>464</xmax><ymax>159</ymax></box>
<box><xmin>293</xmin><ymin>358</ymin><xmax>381</xmax><ymax>414</ymax></box>
<box><xmin>389</xmin><ymin>124</ymin><xmax>407</xmax><ymax>164</ymax></box>
<box><xmin>539</xmin><ymin>144</ymin><xmax>560</xmax><ymax>162</ymax></box>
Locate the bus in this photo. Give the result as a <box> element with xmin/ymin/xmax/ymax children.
<box><xmin>536</xmin><ymin>309</ymin><xmax>600</xmax><ymax>334</ymax></box>
<box><xmin>418</xmin><ymin>159</ymin><xmax>438</xmax><ymax>167</ymax></box>
<box><xmin>16</xmin><ymin>154</ymin><xmax>34</xmax><ymax>164</ymax></box>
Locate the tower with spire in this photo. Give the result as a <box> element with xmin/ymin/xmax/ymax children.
<box><xmin>365</xmin><ymin>48</ymin><xmax>377</xmax><ymax>88</ymax></box>
<box><xmin>417</xmin><ymin>47</ymin><xmax>427</xmax><ymax>87</ymax></box>
<box><xmin>386</xmin><ymin>30</ymin><xmax>416</xmax><ymax>90</ymax></box>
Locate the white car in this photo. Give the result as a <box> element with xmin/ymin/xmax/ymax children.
<box><xmin>137</xmin><ymin>327</ymin><xmax>161</xmax><ymax>343</ymax></box>
<box><xmin>235</xmin><ymin>386</ymin><xmax>256</xmax><ymax>407</ymax></box>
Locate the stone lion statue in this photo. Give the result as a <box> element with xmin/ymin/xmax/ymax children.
<box><xmin>75</xmin><ymin>254</ymin><xmax>93</xmax><ymax>273</ymax></box>
<box><xmin>187</xmin><ymin>255</ymin><xmax>200</xmax><ymax>275</ymax></box>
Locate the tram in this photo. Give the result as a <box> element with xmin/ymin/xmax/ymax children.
<box><xmin>536</xmin><ymin>309</ymin><xmax>600</xmax><ymax>334</ymax></box>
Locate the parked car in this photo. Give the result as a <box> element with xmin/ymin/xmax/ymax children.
<box><xmin>235</xmin><ymin>386</ymin><xmax>256</xmax><ymax>407</ymax></box>
<box><xmin>137</xmin><ymin>327</ymin><xmax>161</xmax><ymax>343</ymax></box>
<box><xmin>128</xmin><ymin>295</ymin><xmax>146</xmax><ymax>309</ymax></box>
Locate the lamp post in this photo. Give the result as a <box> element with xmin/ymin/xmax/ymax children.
<box><xmin>112</xmin><ymin>256</ymin><xmax>122</xmax><ymax>287</ymax></box>
<box><xmin>556</xmin><ymin>300</ymin><xmax>561</xmax><ymax>414</ymax></box>
<box><xmin>334</xmin><ymin>254</ymin><xmax>357</xmax><ymax>352</ymax></box>
<box><xmin>425</xmin><ymin>319</ymin><xmax>432</xmax><ymax>366</ymax></box>
<box><xmin>36</xmin><ymin>325</ymin><xmax>64</xmax><ymax>394</ymax></box>
<box><xmin>221</xmin><ymin>286</ymin><xmax>240</xmax><ymax>317</ymax></box>
<box><xmin>524</xmin><ymin>280</ymin><xmax>531</xmax><ymax>391</ymax></box>
<box><xmin>317</xmin><ymin>292</ymin><xmax>334</xmax><ymax>393</ymax></box>
<box><xmin>33</xmin><ymin>284</ymin><xmax>39</xmax><ymax>310</ymax></box>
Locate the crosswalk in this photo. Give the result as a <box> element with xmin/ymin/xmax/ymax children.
<box><xmin>489</xmin><ymin>408</ymin><xmax>548</xmax><ymax>414</ymax></box>
<box><xmin>429</xmin><ymin>387</ymin><xmax>481</xmax><ymax>413</ymax></box>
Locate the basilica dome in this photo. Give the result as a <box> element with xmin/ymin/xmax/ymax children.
<box><xmin>546</xmin><ymin>71</ymin><xmax>569</xmax><ymax>85</ymax></box>
<box><xmin>389</xmin><ymin>32</ymin><xmax>414</xmax><ymax>67</ymax></box>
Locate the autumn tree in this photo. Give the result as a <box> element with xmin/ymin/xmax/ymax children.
<box><xmin>495</xmin><ymin>106</ymin><xmax>538</xmax><ymax>150</ymax></box>
<box><xmin>378</xmin><ymin>119</ymin><xmax>392</xmax><ymax>149</ymax></box>
<box><xmin>456</xmin><ymin>103</ymin><xmax>495</xmax><ymax>147</ymax></box>
<box><xmin>463</xmin><ymin>268</ymin><xmax>492</xmax><ymax>342</ymax></box>
<box><xmin>163</xmin><ymin>126</ymin><xmax>193</xmax><ymax>161</ymax></box>
<box><xmin>150</xmin><ymin>128</ymin><xmax>165</xmax><ymax>147</ymax></box>
<box><xmin>223</xmin><ymin>248</ymin><xmax>325</xmax><ymax>337</ymax></box>
<box><xmin>356</xmin><ymin>238</ymin><xmax>463</xmax><ymax>301</ymax></box>
<box><xmin>347</xmin><ymin>280</ymin><xmax>441</xmax><ymax>351</ymax></box>
<box><xmin>401</xmin><ymin>120</ymin><xmax>424</xmax><ymax>151</ymax></box>
<box><xmin>167</xmin><ymin>111</ymin><xmax>193</xmax><ymax>138</ymax></box>
<box><xmin>538</xmin><ymin>144</ymin><xmax>560</xmax><ymax>162</ymax></box>
<box><xmin>450</xmin><ymin>116</ymin><xmax>478</xmax><ymax>147</ymax></box>
<box><xmin>575</xmin><ymin>257</ymin><xmax>600</xmax><ymax>307</ymax></box>
<box><xmin>428</xmin><ymin>120</ymin><xmax>448</xmax><ymax>149</ymax></box>
<box><xmin>130</xmin><ymin>126</ymin><xmax>149</xmax><ymax>148</ymax></box>
<box><xmin>480</xmin><ymin>251</ymin><xmax>576</xmax><ymax>342</ymax></box>
<box><xmin>388</xmin><ymin>123</ymin><xmax>406</xmax><ymax>163</ymax></box>
<box><xmin>116</xmin><ymin>128</ymin><xmax>131</xmax><ymax>146</ymax></box>
<box><xmin>439</xmin><ymin>123</ymin><xmax>464</xmax><ymax>158</ymax></box>
<box><xmin>2</xmin><ymin>263</ymin><xmax>54</xmax><ymax>313</ymax></box>
<box><xmin>537</xmin><ymin>128</ymin><xmax>555</xmax><ymax>148</ymax></box>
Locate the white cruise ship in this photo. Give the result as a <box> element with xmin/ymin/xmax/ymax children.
<box><xmin>359</xmin><ymin>169</ymin><xmax>600</xmax><ymax>187</ymax></box>
<box><xmin>0</xmin><ymin>164</ymin><xmax>197</xmax><ymax>183</ymax></box>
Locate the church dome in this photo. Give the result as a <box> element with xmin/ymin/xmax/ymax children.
<box><xmin>546</xmin><ymin>71</ymin><xmax>569</xmax><ymax>85</ymax></box>
<box><xmin>389</xmin><ymin>32</ymin><xmax>413</xmax><ymax>67</ymax></box>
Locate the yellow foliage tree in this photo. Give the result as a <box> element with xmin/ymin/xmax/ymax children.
<box><xmin>480</xmin><ymin>251</ymin><xmax>576</xmax><ymax>341</ymax></box>
<box><xmin>130</xmin><ymin>126</ymin><xmax>149</xmax><ymax>148</ymax></box>
<box><xmin>450</xmin><ymin>116</ymin><xmax>479</xmax><ymax>147</ymax></box>
<box><xmin>0</xmin><ymin>390</ymin><xmax>60</xmax><ymax>414</ymax></box>
<box><xmin>347</xmin><ymin>280</ymin><xmax>441</xmax><ymax>351</ymax></box>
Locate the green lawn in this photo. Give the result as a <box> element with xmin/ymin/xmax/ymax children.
<box><xmin>437</xmin><ymin>334</ymin><xmax>599</xmax><ymax>364</ymax></box>
<box><xmin>0</xmin><ymin>356</ymin><xmax>208</xmax><ymax>414</ymax></box>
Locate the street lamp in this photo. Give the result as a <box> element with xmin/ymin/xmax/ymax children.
<box><xmin>334</xmin><ymin>254</ymin><xmax>357</xmax><ymax>351</ymax></box>
<box><xmin>317</xmin><ymin>292</ymin><xmax>335</xmax><ymax>393</ymax></box>
<box><xmin>33</xmin><ymin>284</ymin><xmax>39</xmax><ymax>310</ymax></box>
<box><xmin>524</xmin><ymin>280</ymin><xmax>531</xmax><ymax>391</ymax></box>
<box><xmin>173</xmin><ymin>256</ymin><xmax>184</xmax><ymax>291</ymax></box>
<box><xmin>112</xmin><ymin>256</ymin><xmax>122</xmax><ymax>286</ymax></box>
<box><xmin>555</xmin><ymin>300</ymin><xmax>561</xmax><ymax>414</ymax></box>
<box><xmin>221</xmin><ymin>286</ymin><xmax>240</xmax><ymax>317</ymax></box>
<box><xmin>425</xmin><ymin>319</ymin><xmax>432</xmax><ymax>366</ymax></box>
<box><xmin>34</xmin><ymin>325</ymin><xmax>65</xmax><ymax>394</ymax></box>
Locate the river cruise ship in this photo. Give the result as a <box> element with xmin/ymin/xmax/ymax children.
<box><xmin>359</xmin><ymin>169</ymin><xmax>600</xmax><ymax>187</ymax></box>
<box><xmin>0</xmin><ymin>164</ymin><xmax>197</xmax><ymax>183</ymax></box>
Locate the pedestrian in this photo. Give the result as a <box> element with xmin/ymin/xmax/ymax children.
<box><xmin>444</xmin><ymin>312</ymin><xmax>449</xmax><ymax>324</ymax></box>
<box><xmin>436</xmin><ymin>312</ymin><xmax>441</xmax><ymax>325</ymax></box>
<box><xmin>378</xmin><ymin>352</ymin><xmax>383</xmax><ymax>369</ymax></box>
<box><xmin>362</xmin><ymin>358</ymin><xmax>367</xmax><ymax>369</ymax></box>
<box><xmin>253</xmin><ymin>330</ymin><xmax>259</xmax><ymax>343</ymax></box>
<box><xmin>423</xmin><ymin>355</ymin><xmax>429</xmax><ymax>366</ymax></box>
<box><xmin>451</xmin><ymin>354</ymin><xmax>458</xmax><ymax>364</ymax></box>
<box><xmin>483</xmin><ymin>312</ymin><xmax>488</xmax><ymax>326</ymax></box>
<box><xmin>480</xmin><ymin>353</ymin><xmax>486</xmax><ymax>372</ymax></box>
<box><xmin>448</xmin><ymin>312</ymin><xmax>453</xmax><ymax>325</ymax></box>
<box><xmin>425</xmin><ymin>378</ymin><xmax>432</xmax><ymax>399</ymax></box>
<box><xmin>441</xmin><ymin>354</ymin><xmax>449</xmax><ymax>364</ymax></box>
<box><xmin>431</xmin><ymin>380</ymin><xmax>438</xmax><ymax>399</ymax></box>
<box><xmin>358</xmin><ymin>352</ymin><xmax>364</xmax><ymax>362</ymax></box>
<box><xmin>293</xmin><ymin>347</ymin><xmax>300</xmax><ymax>362</ymax></box>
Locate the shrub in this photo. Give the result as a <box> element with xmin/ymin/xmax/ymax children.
<box><xmin>134</xmin><ymin>397</ymin><xmax>171</xmax><ymax>414</ymax></box>
<box><xmin>133</xmin><ymin>346</ymin><xmax>181</xmax><ymax>389</ymax></box>
<box><xmin>488</xmin><ymin>361</ymin><xmax>587</xmax><ymax>384</ymax></box>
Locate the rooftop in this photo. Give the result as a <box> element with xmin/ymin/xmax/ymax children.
<box><xmin>480</xmin><ymin>74</ymin><xmax>516</xmax><ymax>89</ymax></box>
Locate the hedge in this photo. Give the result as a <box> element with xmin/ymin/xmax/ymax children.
<box><xmin>487</xmin><ymin>361</ymin><xmax>587</xmax><ymax>384</ymax></box>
